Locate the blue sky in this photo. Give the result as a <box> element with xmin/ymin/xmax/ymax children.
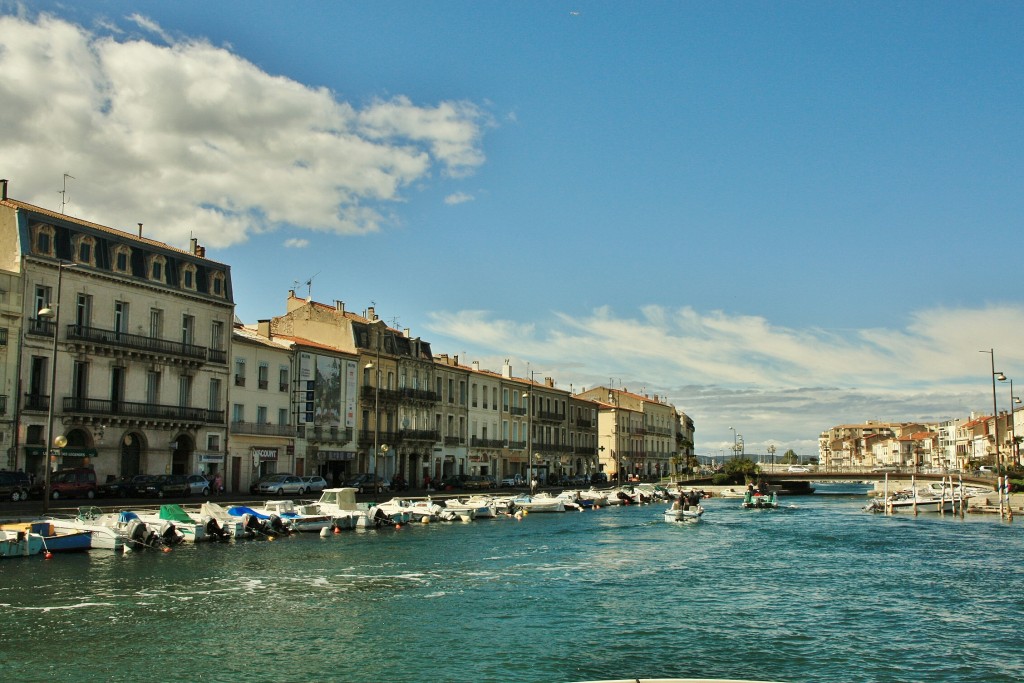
<box><xmin>2</xmin><ymin>1</ymin><xmax>1022</xmax><ymax>457</ymax></box>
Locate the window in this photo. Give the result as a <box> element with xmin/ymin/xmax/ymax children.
<box><xmin>146</xmin><ymin>371</ymin><xmax>161</xmax><ymax>405</ymax></box>
<box><xmin>278</xmin><ymin>408</ymin><xmax>288</xmax><ymax>426</ymax></box>
<box><xmin>180</xmin><ymin>264</ymin><xmax>197</xmax><ymax>291</ymax></box>
<box><xmin>72</xmin><ymin>361</ymin><xmax>88</xmax><ymax>399</ymax></box>
<box><xmin>258</xmin><ymin>362</ymin><xmax>269</xmax><ymax>390</ymax></box>
<box><xmin>493</xmin><ymin>388</ymin><xmax>498</xmax><ymax>411</ymax></box>
<box><xmin>207</xmin><ymin>433</ymin><xmax>221</xmax><ymax>451</ymax></box>
<box><xmin>112</xmin><ymin>245</ymin><xmax>132</xmax><ymax>274</ymax></box>
<box><xmin>181</xmin><ymin>314</ymin><xmax>194</xmax><ymax>346</ymax></box>
<box><xmin>210</xmin><ymin>321</ymin><xmax>224</xmax><ymax>351</ymax></box>
<box><xmin>257</xmin><ymin>406</ymin><xmax>268</xmax><ymax>424</ymax></box>
<box><xmin>78</xmin><ymin>241</ymin><xmax>91</xmax><ymax>263</ymax></box>
<box><xmin>209</xmin><ymin>378</ymin><xmax>222</xmax><ymax>412</ymax></box>
<box><xmin>234</xmin><ymin>358</ymin><xmax>246</xmax><ymax>387</ymax></box>
<box><xmin>75</xmin><ymin>294</ymin><xmax>92</xmax><ymax>328</ymax></box>
<box><xmin>34</xmin><ymin>285</ymin><xmax>51</xmax><ymax>317</ymax></box>
<box><xmin>232</xmin><ymin>404</ymin><xmax>244</xmax><ymax>423</ymax></box>
<box><xmin>209</xmin><ymin>271</ymin><xmax>226</xmax><ymax>297</ymax></box>
<box><xmin>148</xmin><ymin>255</ymin><xmax>167</xmax><ymax>283</ymax></box>
<box><xmin>149</xmin><ymin>308</ymin><xmax>163</xmax><ymax>338</ymax></box>
<box><xmin>114</xmin><ymin>301</ymin><xmax>129</xmax><ymax>334</ymax></box>
<box><xmin>178</xmin><ymin>375</ymin><xmax>193</xmax><ymax>407</ymax></box>
<box><xmin>279</xmin><ymin>366</ymin><xmax>289</xmax><ymax>392</ymax></box>
<box><xmin>32</xmin><ymin>223</ymin><xmax>55</xmax><ymax>257</ymax></box>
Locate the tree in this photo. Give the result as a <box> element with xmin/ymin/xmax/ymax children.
<box><xmin>723</xmin><ymin>457</ymin><xmax>760</xmax><ymax>483</ymax></box>
<box><xmin>781</xmin><ymin>449</ymin><xmax>799</xmax><ymax>465</ymax></box>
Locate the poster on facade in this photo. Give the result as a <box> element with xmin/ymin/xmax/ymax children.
<box><xmin>315</xmin><ymin>355</ymin><xmax>342</xmax><ymax>427</ymax></box>
<box><xmin>345</xmin><ymin>360</ymin><xmax>356</xmax><ymax>429</ymax></box>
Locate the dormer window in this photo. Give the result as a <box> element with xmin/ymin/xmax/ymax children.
<box><xmin>31</xmin><ymin>223</ymin><xmax>55</xmax><ymax>257</ymax></box>
<box><xmin>112</xmin><ymin>245</ymin><xmax>132</xmax><ymax>274</ymax></box>
<box><xmin>72</xmin><ymin>234</ymin><xmax>97</xmax><ymax>267</ymax></box>
<box><xmin>209</xmin><ymin>271</ymin><xmax>226</xmax><ymax>297</ymax></box>
<box><xmin>147</xmin><ymin>254</ymin><xmax>167</xmax><ymax>284</ymax></box>
<box><xmin>179</xmin><ymin>263</ymin><xmax>197</xmax><ymax>291</ymax></box>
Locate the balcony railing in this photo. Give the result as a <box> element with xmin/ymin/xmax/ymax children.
<box><xmin>208</xmin><ymin>348</ymin><xmax>227</xmax><ymax>364</ymax></box>
<box><xmin>509</xmin><ymin>406</ymin><xmax>527</xmax><ymax>416</ymax></box>
<box><xmin>66</xmin><ymin>324</ymin><xmax>208</xmax><ymax>362</ymax></box>
<box><xmin>470</xmin><ymin>437</ymin><xmax>507</xmax><ymax>448</ymax></box>
<box><xmin>231</xmin><ymin>421</ymin><xmax>296</xmax><ymax>437</ymax></box>
<box><xmin>360</xmin><ymin>386</ymin><xmax>441</xmax><ymax>403</ymax></box>
<box><xmin>575</xmin><ymin>418</ymin><xmax>593</xmax><ymax>428</ymax></box>
<box><xmin>23</xmin><ymin>393</ymin><xmax>49</xmax><ymax>411</ymax></box>
<box><xmin>0</xmin><ymin>327</ymin><xmax>7</xmax><ymax>345</ymax></box>
<box><xmin>507</xmin><ymin>440</ymin><xmax>527</xmax><ymax>450</ymax></box>
<box><xmin>400</xmin><ymin>428</ymin><xmax>440</xmax><ymax>443</ymax></box>
<box><xmin>26</xmin><ymin>318</ymin><xmax>54</xmax><ymax>337</ymax></box>
<box><xmin>536</xmin><ymin>410</ymin><xmax>566</xmax><ymax>422</ymax></box>
<box><xmin>62</xmin><ymin>396</ymin><xmax>224</xmax><ymax>424</ymax></box>
<box><xmin>301</xmin><ymin>425</ymin><xmax>354</xmax><ymax>443</ymax></box>
<box><xmin>444</xmin><ymin>436</ymin><xmax>463</xmax><ymax>446</ymax></box>
<box><xmin>0</xmin><ymin>394</ymin><xmax>7</xmax><ymax>415</ymax></box>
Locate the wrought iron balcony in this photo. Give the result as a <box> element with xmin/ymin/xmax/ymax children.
<box><xmin>470</xmin><ymin>437</ymin><xmax>507</xmax><ymax>448</ymax></box>
<box><xmin>23</xmin><ymin>393</ymin><xmax>49</xmax><ymax>411</ymax></box>
<box><xmin>444</xmin><ymin>436</ymin><xmax>464</xmax><ymax>446</ymax></box>
<box><xmin>302</xmin><ymin>425</ymin><xmax>354</xmax><ymax>443</ymax></box>
<box><xmin>26</xmin><ymin>318</ymin><xmax>54</xmax><ymax>337</ymax></box>
<box><xmin>536</xmin><ymin>410</ymin><xmax>566</xmax><ymax>422</ymax></box>
<box><xmin>509</xmin><ymin>406</ymin><xmax>527</xmax><ymax>416</ymax></box>
<box><xmin>62</xmin><ymin>396</ymin><xmax>224</xmax><ymax>424</ymax></box>
<box><xmin>231</xmin><ymin>421</ymin><xmax>297</xmax><ymax>437</ymax></box>
<box><xmin>66</xmin><ymin>324</ymin><xmax>208</xmax><ymax>362</ymax></box>
<box><xmin>400</xmin><ymin>428</ymin><xmax>440</xmax><ymax>443</ymax></box>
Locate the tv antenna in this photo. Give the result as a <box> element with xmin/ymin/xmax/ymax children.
<box><xmin>296</xmin><ymin>271</ymin><xmax>319</xmax><ymax>300</ymax></box>
<box><xmin>58</xmin><ymin>173</ymin><xmax>75</xmax><ymax>214</ymax></box>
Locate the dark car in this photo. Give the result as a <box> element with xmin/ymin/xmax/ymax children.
<box><xmin>31</xmin><ymin>468</ymin><xmax>98</xmax><ymax>500</ymax></box>
<box><xmin>128</xmin><ymin>474</ymin><xmax>156</xmax><ymax>496</ymax></box>
<box><xmin>590</xmin><ymin>473</ymin><xmax>609</xmax><ymax>486</ymax></box>
<box><xmin>140</xmin><ymin>474</ymin><xmax>190</xmax><ymax>498</ymax></box>
<box><xmin>0</xmin><ymin>470</ymin><xmax>32</xmax><ymax>502</ymax></box>
<box><xmin>464</xmin><ymin>475</ymin><xmax>496</xmax><ymax>490</ymax></box>
<box><xmin>98</xmin><ymin>475</ymin><xmax>133</xmax><ymax>498</ymax></box>
<box><xmin>438</xmin><ymin>474</ymin><xmax>468</xmax><ymax>490</ymax></box>
<box><xmin>343</xmin><ymin>473</ymin><xmax>388</xmax><ymax>494</ymax></box>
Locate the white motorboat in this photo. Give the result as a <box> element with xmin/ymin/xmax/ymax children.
<box><xmin>453</xmin><ymin>495</ymin><xmax>499</xmax><ymax>518</ymax></box>
<box><xmin>664</xmin><ymin>504</ymin><xmax>704</xmax><ymax>523</ymax></box>
<box><xmin>47</xmin><ymin>507</ymin><xmax>160</xmax><ymax>551</ymax></box>
<box><xmin>0</xmin><ymin>529</ymin><xmax>45</xmax><ymax>557</ymax></box>
<box><xmin>741</xmin><ymin>491</ymin><xmax>779</xmax><ymax>509</ymax></box>
<box><xmin>513</xmin><ymin>495</ymin><xmax>566</xmax><ymax>513</ymax></box>
<box><xmin>309</xmin><ymin>488</ymin><xmax>380</xmax><ymax>529</ymax></box>
<box><xmin>409</xmin><ymin>498</ymin><xmax>469</xmax><ymax>522</ymax></box>
<box><xmin>195</xmin><ymin>502</ymin><xmax>252</xmax><ymax>539</ymax></box>
<box><xmin>865</xmin><ymin>489</ymin><xmax>955</xmax><ymax>514</ymax></box>
<box><xmin>260</xmin><ymin>499</ymin><xmax>335</xmax><ymax>532</ymax></box>
<box><xmin>717</xmin><ymin>488</ymin><xmax>746</xmax><ymax>498</ymax></box>
<box><xmin>133</xmin><ymin>505</ymin><xmax>205</xmax><ymax>543</ymax></box>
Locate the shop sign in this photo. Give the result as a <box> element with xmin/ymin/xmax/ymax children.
<box><xmin>322</xmin><ymin>450</ymin><xmax>354</xmax><ymax>461</ymax></box>
<box><xmin>197</xmin><ymin>452</ymin><xmax>224</xmax><ymax>463</ymax></box>
<box><xmin>252</xmin><ymin>448</ymin><xmax>279</xmax><ymax>461</ymax></box>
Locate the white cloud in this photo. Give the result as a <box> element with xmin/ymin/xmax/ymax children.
<box><xmin>0</xmin><ymin>13</ymin><xmax>490</xmax><ymax>248</ymax></box>
<box><xmin>444</xmin><ymin>191</ymin><xmax>474</xmax><ymax>205</ymax></box>
<box><xmin>424</xmin><ymin>304</ymin><xmax>1024</xmax><ymax>456</ymax></box>
<box><xmin>283</xmin><ymin>238</ymin><xmax>309</xmax><ymax>248</ymax></box>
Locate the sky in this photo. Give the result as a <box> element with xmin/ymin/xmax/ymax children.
<box><xmin>2</xmin><ymin>1</ymin><xmax>1023</xmax><ymax>458</ymax></box>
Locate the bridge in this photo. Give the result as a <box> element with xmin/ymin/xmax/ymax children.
<box><xmin>675</xmin><ymin>470</ymin><xmax>995</xmax><ymax>488</ymax></box>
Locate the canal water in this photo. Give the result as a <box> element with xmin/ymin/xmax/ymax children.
<box><xmin>2</xmin><ymin>484</ymin><xmax>1023</xmax><ymax>682</ymax></box>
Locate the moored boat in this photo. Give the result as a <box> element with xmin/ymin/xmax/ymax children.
<box><xmin>0</xmin><ymin>528</ymin><xmax>45</xmax><ymax>557</ymax></box>
<box><xmin>1</xmin><ymin>521</ymin><xmax>92</xmax><ymax>552</ymax></box>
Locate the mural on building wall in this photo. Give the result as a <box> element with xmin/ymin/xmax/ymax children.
<box><xmin>315</xmin><ymin>355</ymin><xmax>342</xmax><ymax>428</ymax></box>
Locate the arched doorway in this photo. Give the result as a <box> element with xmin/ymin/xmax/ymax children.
<box><xmin>62</xmin><ymin>427</ymin><xmax>93</xmax><ymax>470</ymax></box>
<box><xmin>170</xmin><ymin>434</ymin><xmax>194</xmax><ymax>475</ymax></box>
<box><xmin>120</xmin><ymin>432</ymin><xmax>144</xmax><ymax>477</ymax></box>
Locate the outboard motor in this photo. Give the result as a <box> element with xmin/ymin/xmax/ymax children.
<box><xmin>373</xmin><ymin>507</ymin><xmax>394</xmax><ymax>527</ymax></box>
<box><xmin>267</xmin><ymin>514</ymin><xmax>290</xmax><ymax>536</ymax></box>
<box><xmin>205</xmin><ymin>517</ymin><xmax>231</xmax><ymax>541</ymax></box>
<box><xmin>125</xmin><ymin>518</ymin><xmax>150</xmax><ymax>551</ymax></box>
<box><xmin>159</xmin><ymin>521</ymin><xmax>184</xmax><ymax>546</ymax></box>
<box><xmin>616</xmin><ymin>491</ymin><xmax>632</xmax><ymax>505</ymax></box>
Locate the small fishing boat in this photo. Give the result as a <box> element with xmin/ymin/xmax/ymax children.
<box><xmin>864</xmin><ymin>489</ymin><xmax>955</xmax><ymax>514</ymax></box>
<box><xmin>513</xmin><ymin>495</ymin><xmax>565</xmax><ymax>513</ymax></box>
<box><xmin>307</xmin><ymin>488</ymin><xmax>379</xmax><ymax>529</ymax></box>
<box><xmin>663</xmin><ymin>504</ymin><xmax>704</xmax><ymax>523</ymax></box>
<box><xmin>741</xmin><ymin>491</ymin><xmax>779</xmax><ymax>509</ymax></box>
<box><xmin>1</xmin><ymin>522</ymin><xmax>92</xmax><ymax>552</ymax></box>
<box><xmin>0</xmin><ymin>528</ymin><xmax>45</xmax><ymax>557</ymax></box>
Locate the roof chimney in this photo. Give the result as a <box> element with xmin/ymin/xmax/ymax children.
<box><xmin>335</xmin><ymin>300</ymin><xmax>345</xmax><ymax>314</ymax></box>
<box><xmin>138</xmin><ymin>223</ymin><xmax>143</xmax><ymax>238</ymax></box>
<box><xmin>189</xmin><ymin>237</ymin><xmax>198</xmax><ymax>254</ymax></box>
<box><xmin>1</xmin><ymin>179</ymin><xmax>9</xmax><ymax>200</ymax></box>
<box><xmin>472</xmin><ymin>361</ymin><xmax>480</xmax><ymax>371</ymax></box>
<box><xmin>367</xmin><ymin>306</ymin><xmax>376</xmax><ymax>320</ymax></box>
<box><xmin>257</xmin><ymin>319</ymin><xmax>272</xmax><ymax>339</ymax></box>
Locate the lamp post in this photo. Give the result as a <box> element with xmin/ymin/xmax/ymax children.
<box><xmin>980</xmin><ymin>349</ymin><xmax>1005</xmax><ymax>470</ymax></box>
<box><xmin>39</xmin><ymin>260</ymin><xmax>77</xmax><ymax>513</ymax></box>
<box><xmin>767</xmin><ymin>443</ymin><xmax>776</xmax><ymax>472</ymax></box>
<box><xmin>729</xmin><ymin>426</ymin><xmax>736</xmax><ymax>461</ymax></box>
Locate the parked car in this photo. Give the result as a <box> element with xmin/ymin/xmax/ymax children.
<box><xmin>258</xmin><ymin>474</ymin><xmax>306</xmax><ymax>496</ymax></box>
<box><xmin>500</xmin><ymin>474</ymin><xmax>525</xmax><ymax>487</ymax></box>
<box><xmin>0</xmin><ymin>470</ymin><xmax>32</xmax><ymax>501</ymax></box>
<box><xmin>128</xmin><ymin>474</ymin><xmax>156</xmax><ymax>496</ymax></box>
<box><xmin>465</xmin><ymin>475</ymin><xmax>496</xmax><ymax>490</ymax></box>
<box><xmin>97</xmin><ymin>475</ymin><xmax>133</xmax><ymax>498</ymax></box>
<box><xmin>343</xmin><ymin>473</ymin><xmax>389</xmax><ymax>494</ymax></box>
<box><xmin>302</xmin><ymin>475</ymin><xmax>328</xmax><ymax>493</ymax></box>
<box><xmin>31</xmin><ymin>468</ymin><xmax>98</xmax><ymax>500</ymax></box>
<box><xmin>185</xmin><ymin>474</ymin><xmax>212</xmax><ymax>496</ymax></box>
<box><xmin>141</xmin><ymin>474</ymin><xmax>190</xmax><ymax>498</ymax></box>
<box><xmin>590</xmin><ymin>473</ymin><xmax>609</xmax><ymax>485</ymax></box>
<box><xmin>249</xmin><ymin>473</ymin><xmax>279</xmax><ymax>494</ymax></box>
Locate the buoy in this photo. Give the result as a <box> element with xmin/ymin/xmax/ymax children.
<box><xmin>333</xmin><ymin>526</ymin><xmax>340</xmax><ymax>534</ymax></box>
<box><xmin>162</xmin><ymin>547</ymin><xmax>171</xmax><ymax>553</ymax></box>
<box><xmin>320</xmin><ymin>527</ymin><xmax>330</xmax><ymax>538</ymax></box>
<box><xmin>44</xmin><ymin>551</ymin><xmax>54</xmax><ymax>559</ymax></box>
<box><xmin>421</xmin><ymin>517</ymin><xmax>429</xmax><ymax>524</ymax></box>
<box><xmin>395</xmin><ymin>523</ymin><xmax>401</xmax><ymax>529</ymax></box>
<box><xmin>268</xmin><ymin>536</ymin><xmax>276</xmax><ymax>541</ymax></box>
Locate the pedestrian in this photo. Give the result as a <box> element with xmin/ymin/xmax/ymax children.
<box><xmin>213</xmin><ymin>472</ymin><xmax>223</xmax><ymax>495</ymax></box>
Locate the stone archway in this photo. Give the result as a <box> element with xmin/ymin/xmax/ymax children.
<box><xmin>120</xmin><ymin>432</ymin><xmax>144</xmax><ymax>477</ymax></box>
<box><xmin>170</xmin><ymin>434</ymin><xmax>194</xmax><ymax>475</ymax></box>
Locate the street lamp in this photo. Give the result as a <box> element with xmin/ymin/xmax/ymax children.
<box><xmin>38</xmin><ymin>260</ymin><xmax>77</xmax><ymax>513</ymax></box>
<box><xmin>729</xmin><ymin>426</ymin><xmax>736</xmax><ymax>460</ymax></box>
<box><xmin>981</xmin><ymin>349</ymin><xmax>1004</xmax><ymax>470</ymax></box>
<box><xmin>767</xmin><ymin>443</ymin><xmax>776</xmax><ymax>472</ymax></box>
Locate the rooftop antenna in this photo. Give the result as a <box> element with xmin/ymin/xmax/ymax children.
<box><xmin>304</xmin><ymin>271</ymin><xmax>320</xmax><ymax>300</ymax></box>
<box><xmin>58</xmin><ymin>173</ymin><xmax>75</xmax><ymax>214</ymax></box>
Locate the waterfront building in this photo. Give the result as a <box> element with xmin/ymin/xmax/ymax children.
<box><xmin>467</xmin><ymin>360</ymin><xmax>503</xmax><ymax>480</ymax></box>
<box><xmin>0</xmin><ymin>265</ymin><xmax>20</xmax><ymax>468</ymax></box>
<box><xmin>567</xmin><ymin>393</ymin><xmax>599</xmax><ymax>480</ymax></box>
<box><xmin>578</xmin><ymin>386</ymin><xmax>680</xmax><ymax>480</ymax></box>
<box><xmin>525</xmin><ymin>373</ymin><xmax>571</xmax><ymax>483</ymax></box>
<box><xmin>267</xmin><ymin>296</ymin><xmax>436</xmax><ymax>487</ymax></box>
<box><xmin>0</xmin><ymin>180</ymin><xmax>233</xmax><ymax>483</ymax></box>
<box><xmin>227</xmin><ymin>321</ymin><xmax>298</xmax><ymax>492</ymax></box>
<box><xmin>432</xmin><ymin>354</ymin><xmax>469</xmax><ymax>484</ymax></box>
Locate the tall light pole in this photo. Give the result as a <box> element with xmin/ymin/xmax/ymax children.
<box><xmin>729</xmin><ymin>426</ymin><xmax>737</xmax><ymax>461</ymax></box>
<box><xmin>981</xmin><ymin>349</ymin><xmax>1005</xmax><ymax>470</ymax></box>
<box><xmin>39</xmin><ymin>260</ymin><xmax>77</xmax><ymax>513</ymax></box>
<box><xmin>767</xmin><ymin>443</ymin><xmax>776</xmax><ymax>472</ymax></box>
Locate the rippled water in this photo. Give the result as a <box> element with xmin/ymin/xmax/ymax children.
<box><xmin>2</xmin><ymin>484</ymin><xmax>1023</xmax><ymax>682</ymax></box>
